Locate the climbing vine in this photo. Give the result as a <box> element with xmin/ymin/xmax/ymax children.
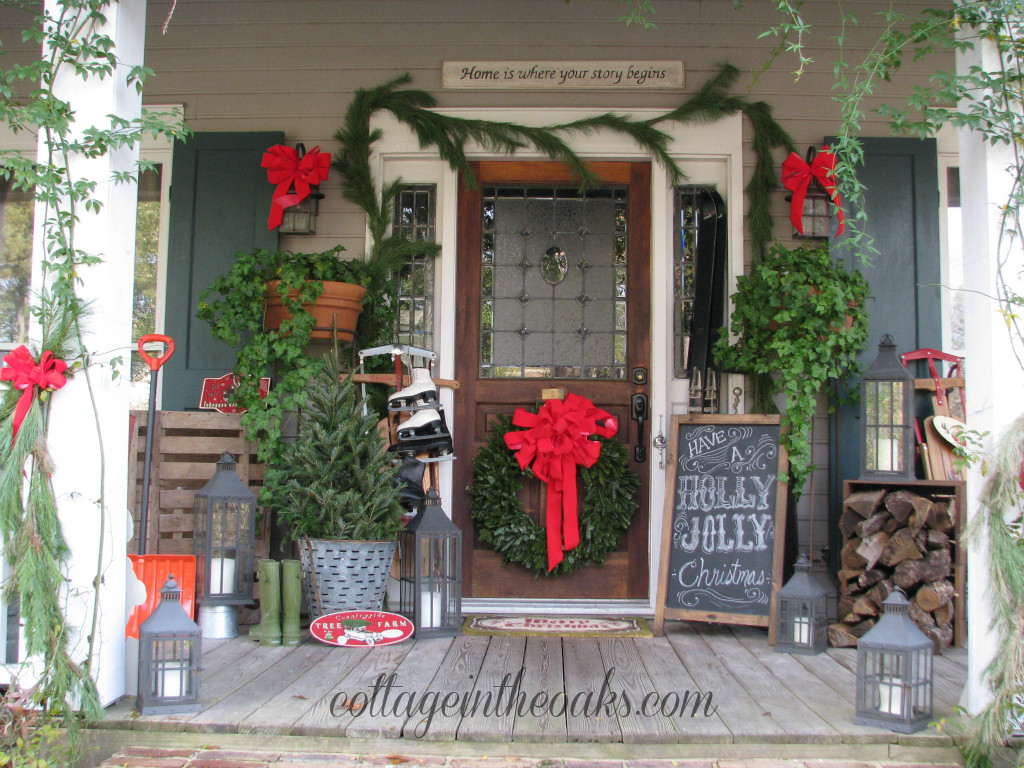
<box><xmin>0</xmin><ymin>0</ymin><xmax>187</xmax><ymax>750</ymax></box>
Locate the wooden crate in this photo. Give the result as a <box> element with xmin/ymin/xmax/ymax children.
<box><xmin>128</xmin><ymin>410</ymin><xmax>270</xmax><ymax>563</ymax></box>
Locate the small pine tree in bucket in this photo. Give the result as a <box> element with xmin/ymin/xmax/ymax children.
<box><xmin>265</xmin><ymin>350</ymin><xmax>404</xmax><ymax>616</ymax></box>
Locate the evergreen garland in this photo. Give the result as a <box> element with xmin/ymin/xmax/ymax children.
<box><xmin>336</xmin><ymin>65</ymin><xmax>793</xmax><ymax>266</ymax></box>
<box><xmin>962</xmin><ymin>414</ymin><xmax>1024</xmax><ymax>768</ymax></box>
<box><xmin>467</xmin><ymin>411</ymin><xmax>639</xmax><ymax>577</ymax></box>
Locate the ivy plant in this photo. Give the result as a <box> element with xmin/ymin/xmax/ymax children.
<box><xmin>713</xmin><ymin>243</ymin><xmax>869</xmax><ymax>497</ymax></box>
<box><xmin>196</xmin><ymin>245</ymin><xmax>404</xmax><ymax>470</ymax></box>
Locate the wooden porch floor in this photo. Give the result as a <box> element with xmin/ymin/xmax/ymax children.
<box><xmin>96</xmin><ymin>623</ymin><xmax>967</xmax><ymax>747</ymax></box>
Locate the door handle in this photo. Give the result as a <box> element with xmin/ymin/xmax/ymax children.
<box><xmin>631</xmin><ymin>393</ymin><xmax>649</xmax><ymax>463</ymax></box>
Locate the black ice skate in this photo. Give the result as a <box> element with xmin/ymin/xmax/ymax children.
<box><xmin>393</xmin><ymin>408</ymin><xmax>453</xmax><ymax>456</ymax></box>
<box><xmin>396</xmin><ymin>455</ymin><xmax>426</xmax><ymax>509</ymax></box>
<box><xmin>388</xmin><ymin>367</ymin><xmax>438</xmax><ymax>411</ymax></box>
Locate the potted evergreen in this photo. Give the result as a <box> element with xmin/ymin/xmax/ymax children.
<box><xmin>713</xmin><ymin>242</ymin><xmax>870</xmax><ymax>497</ymax></box>
<box><xmin>263</xmin><ymin>350</ymin><xmax>405</xmax><ymax>619</ymax></box>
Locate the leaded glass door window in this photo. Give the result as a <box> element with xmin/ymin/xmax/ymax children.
<box><xmin>480</xmin><ymin>186</ymin><xmax>627</xmax><ymax>379</ymax></box>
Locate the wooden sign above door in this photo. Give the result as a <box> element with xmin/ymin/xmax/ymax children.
<box><xmin>443</xmin><ymin>61</ymin><xmax>683</xmax><ymax>90</ymax></box>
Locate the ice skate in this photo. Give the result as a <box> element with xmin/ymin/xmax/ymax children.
<box><xmin>393</xmin><ymin>408</ymin><xmax>453</xmax><ymax>455</ymax></box>
<box><xmin>396</xmin><ymin>455</ymin><xmax>426</xmax><ymax>509</ymax></box>
<box><xmin>388</xmin><ymin>367</ymin><xmax>438</xmax><ymax>411</ymax></box>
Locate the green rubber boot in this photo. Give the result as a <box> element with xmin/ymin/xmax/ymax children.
<box><xmin>250</xmin><ymin>559</ymin><xmax>281</xmax><ymax>646</ymax></box>
<box><xmin>281</xmin><ymin>559</ymin><xmax>302</xmax><ymax>647</ymax></box>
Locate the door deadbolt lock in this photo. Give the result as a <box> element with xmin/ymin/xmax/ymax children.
<box><xmin>632</xmin><ymin>367</ymin><xmax>648</xmax><ymax>385</ymax></box>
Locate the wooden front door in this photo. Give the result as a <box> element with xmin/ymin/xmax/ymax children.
<box><xmin>452</xmin><ymin>161</ymin><xmax>651</xmax><ymax>600</ymax></box>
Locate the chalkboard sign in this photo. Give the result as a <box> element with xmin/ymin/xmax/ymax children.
<box><xmin>654</xmin><ymin>415</ymin><xmax>788</xmax><ymax>641</ymax></box>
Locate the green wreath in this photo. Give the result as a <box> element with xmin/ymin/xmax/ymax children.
<box><xmin>468</xmin><ymin>410</ymin><xmax>640</xmax><ymax>577</ymax></box>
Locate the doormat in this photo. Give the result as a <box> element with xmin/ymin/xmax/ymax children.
<box><xmin>462</xmin><ymin>615</ymin><xmax>652</xmax><ymax>638</ymax></box>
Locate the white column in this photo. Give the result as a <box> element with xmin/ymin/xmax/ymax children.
<box><xmin>25</xmin><ymin>0</ymin><xmax>148</xmax><ymax>706</ymax></box>
<box><xmin>958</xmin><ymin>34</ymin><xmax>1021</xmax><ymax>714</ymax></box>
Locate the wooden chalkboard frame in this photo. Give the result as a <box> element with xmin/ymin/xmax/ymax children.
<box><xmin>653</xmin><ymin>414</ymin><xmax>788</xmax><ymax>642</ymax></box>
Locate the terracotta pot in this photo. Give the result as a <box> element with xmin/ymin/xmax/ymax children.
<box><xmin>263</xmin><ymin>280</ymin><xmax>366</xmax><ymax>342</ymax></box>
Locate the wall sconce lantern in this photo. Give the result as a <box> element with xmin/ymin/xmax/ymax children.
<box><xmin>398</xmin><ymin>488</ymin><xmax>462</xmax><ymax>638</ymax></box>
<box><xmin>775</xmin><ymin>553</ymin><xmax>829</xmax><ymax>655</ymax></box>
<box><xmin>860</xmin><ymin>334</ymin><xmax>916</xmax><ymax>481</ymax></box>
<box><xmin>278</xmin><ymin>143</ymin><xmax>324</xmax><ymax>235</ymax></box>
<box><xmin>194</xmin><ymin>452</ymin><xmax>257</xmax><ymax>639</ymax></box>
<box><xmin>784</xmin><ymin>146</ymin><xmax>837</xmax><ymax>240</ymax></box>
<box><xmin>137</xmin><ymin>576</ymin><xmax>201</xmax><ymax>715</ymax></box>
<box><xmin>855</xmin><ymin>588</ymin><xmax>934</xmax><ymax>733</ymax></box>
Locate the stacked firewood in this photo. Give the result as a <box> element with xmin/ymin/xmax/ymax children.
<box><xmin>830</xmin><ymin>487</ymin><xmax>957</xmax><ymax>652</ymax></box>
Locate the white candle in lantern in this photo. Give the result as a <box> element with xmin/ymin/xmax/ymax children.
<box><xmin>877</xmin><ymin>675</ymin><xmax>904</xmax><ymax>716</ymax></box>
<box><xmin>793</xmin><ymin>616</ymin><xmax>810</xmax><ymax>645</ymax></box>
<box><xmin>209</xmin><ymin>557</ymin><xmax>236</xmax><ymax>595</ymax></box>
<box><xmin>161</xmin><ymin>666</ymin><xmax>186</xmax><ymax>698</ymax></box>
<box><xmin>419</xmin><ymin>590</ymin><xmax>442</xmax><ymax>628</ymax></box>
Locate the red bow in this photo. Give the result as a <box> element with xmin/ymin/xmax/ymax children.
<box><xmin>781</xmin><ymin>148</ymin><xmax>845</xmax><ymax>236</ymax></box>
<box><xmin>503</xmin><ymin>393</ymin><xmax>619</xmax><ymax>571</ymax></box>
<box><xmin>1</xmin><ymin>345</ymin><xmax>68</xmax><ymax>445</ymax></box>
<box><xmin>261</xmin><ymin>144</ymin><xmax>330</xmax><ymax>230</ymax></box>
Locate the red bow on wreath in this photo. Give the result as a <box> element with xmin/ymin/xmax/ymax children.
<box><xmin>503</xmin><ymin>393</ymin><xmax>619</xmax><ymax>571</ymax></box>
<box><xmin>261</xmin><ymin>144</ymin><xmax>330</xmax><ymax>230</ymax></box>
<box><xmin>1</xmin><ymin>345</ymin><xmax>68</xmax><ymax>445</ymax></box>
<box><xmin>781</xmin><ymin>148</ymin><xmax>845</xmax><ymax>236</ymax></box>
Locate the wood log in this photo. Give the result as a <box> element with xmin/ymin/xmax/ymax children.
<box><xmin>849</xmin><ymin>618</ymin><xmax>877</xmax><ymax>638</ymax></box>
<box><xmin>841</xmin><ymin>611</ymin><xmax>864</xmax><ymax>624</ymax></box>
<box><xmin>829</xmin><ymin>622</ymin><xmax>860</xmax><ymax>647</ymax></box>
<box><xmin>858</xmin><ymin>568</ymin><xmax>888</xmax><ymax>590</ymax></box>
<box><xmin>838</xmin><ymin>595</ymin><xmax>855</xmax><ymax>619</ymax></box>
<box><xmin>851</xmin><ymin>595</ymin><xmax>879</xmax><ymax>617</ymax></box>
<box><xmin>884</xmin><ymin>489</ymin><xmax>933</xmax><ymax>524</ymax></box>
<box><xmin>879</xmin><ymin>527</ymin><xmax>924</xmax><ymax>567</ymax></box>
<box><xmin>934</xmin><ymin>603</ymin><xmax>954</xmax><ymax>627</ymax></box>
<box><xmin>913</xmin><ymin>528</ymin><xmax>928</xmax><ymax>553</ymax></box>
<box><xmin>909</xmin><ymin>598</ymin><xmax>937</xmax><ymax>628</ymax></box>
<box><xmin>855</xmin><ymin>512</ymin><xmax>891</xmax><ymax>540</ymax></box>
<box><xmin>842</xmin><ymin>539</ymin><xmax>868</xmax><ymax>570</ymax></box>
<box><xmin>857</xmin><ymin>531</ymin><xmax>890</xmax><ymax>570</ymax></box>
<box><xmin>882</xmin><ymin>515</ymin><xmax>904</xmax><ymax>534</ymax></box>
<box><xmin>839</xmin><ymin>569</ymin><xmax>865</xmax><ymax>595</ymax></box>
<box><xmin>922</xmin><ymin>624</ymin><xmax>954</xmax><ymax>653</ymax></box>
<box><xmin>845</xmin><ymin>488</ymin><xmax>887</xmax><ymax>519</ymax></box>
<box><xmin>926</xmin><ymin>530</ymin><xmax>951</xmax><ymax>550</ymax></box>
<box><xmin>916</xmin><ymin>580</ymin><xmax>955</xmax><ymax>612</ymax></box>
<box><xmin>840</xmin><ymin>508</ymin><xmax>864</xmax><ymax>538</ymax></box>
<box><xmin>893</xmin><ymin>549</ymin><xmax>951</xmax><ymax>590</ymax></box>
<box><xmin>927</xmin><ymin>500</ymin><xmax>954</xmax><ymax>533</ymax></box>
<box><xmin>866</xmin><ymin>579</ymin><xmax>895</xmax><ymax>608</ymax></box>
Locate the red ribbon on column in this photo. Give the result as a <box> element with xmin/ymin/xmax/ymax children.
<box><xmin>261</xmin><ymin>144</ymin><xmax>330</xmax><ymax>230</ymax></box>
<box><xmin>1</xmin><ymin>345</ymin><xmax>68</xmax><ymax>445</ymax></box>
<box><xmin>781</xmin><ymin>148</ymin><xmax>845</xmax><ymax>236</ymax></box>
<box><xmin>503</xmin><ymin>393</ymin><xmax>619</xmax><ymax>571</ymax></box>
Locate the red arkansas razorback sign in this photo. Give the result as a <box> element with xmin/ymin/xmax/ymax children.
<box><xmin>309</xmin><ymin>610</ymin><xmax>413</xmax><ymax>647</ymax></box>
<box><xmin>199</xmin><ymin>373</ymin><xmax>270</xmax><ymax>413</ymax></box>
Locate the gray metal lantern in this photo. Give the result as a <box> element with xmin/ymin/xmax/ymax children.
<box><xmin>775</xmin><ymin>553</ymin><xmax>829</xmax><ymax>655</ymax></box>
<box><xmin>137</xmin><ymin>576</ymin><xmax>201</xmax><ymax>715</ymax></box>
<box><xmin>398</xmin><ymin>488</ymin><xmax>462</xmax><ymax>638</ymax></box>
<box><xmin>855</xmin><ymin>588</ymin><xmax>934</xmax><ymax>733</ymax></box>
<box><xmin>860</xmin><ymin>334</ymin><xmax>916</xmax><ymax>481</ymax></box>
<box><xmin>193</xmin><ymin>452</ymin><xmax>257</xmax><ymax>638</ymax></box>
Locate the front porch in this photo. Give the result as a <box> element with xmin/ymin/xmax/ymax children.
<box><xmin>91</xmin><ymin>623</ymin><xmax>967</xmax><ymax>758</ymax></box>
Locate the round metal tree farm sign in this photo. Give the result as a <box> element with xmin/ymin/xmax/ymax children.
<box><xmin>309</xmin><ymin>611</ymin><xmax>414</xmax><ymax>647</ymax></box>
